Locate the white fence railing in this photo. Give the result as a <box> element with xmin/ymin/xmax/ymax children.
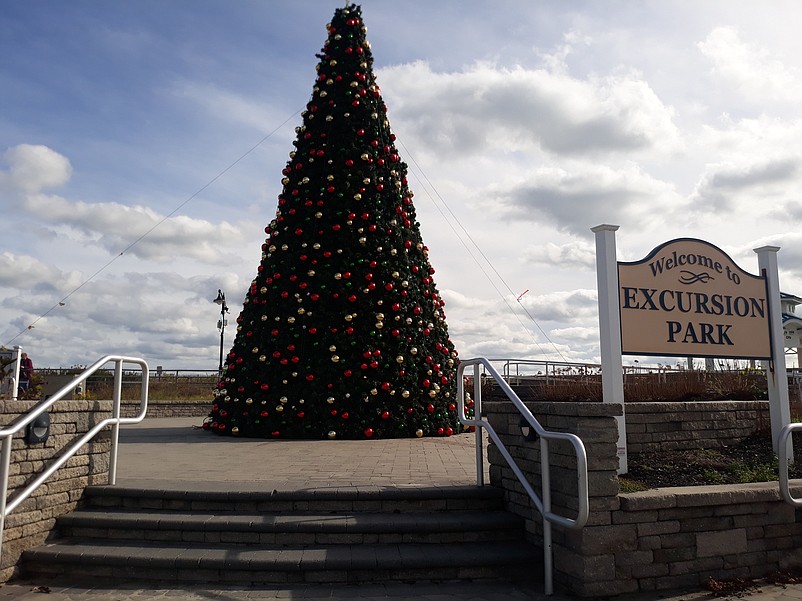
<box><xmin>0</xmin><ymin>355</ymin><xmax>149</xmax><ymax>567</ymax></box>
<box><xmin>457</xmin><ymin>357</ymin><xmax>589</xmax><ymax>595</ymax></box>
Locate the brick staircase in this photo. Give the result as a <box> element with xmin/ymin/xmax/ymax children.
<box><xmin>20</xmin><ymin>484</ymin><xmax>541</xmax><ymax>586</ymax></box>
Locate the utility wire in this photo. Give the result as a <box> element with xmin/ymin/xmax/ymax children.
<box><xmin>8</xmin><ymin>106</ymin><xmax>567</xmax><ymax>364</ymax></box>
<box><xmin>399</xmin><ymin>140</ymin><xmax>568</xmax><ymax>362</ymax></box>
<box><xmin>4</xmin><ymin>110</ymin><xmax>301</xmax><ymax>347</ymax></box>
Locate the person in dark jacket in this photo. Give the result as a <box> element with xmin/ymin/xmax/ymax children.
<box><xmin>19</xmin><ymin>352</ymin><xmax>33</xmax><ymax>392</ymax></box>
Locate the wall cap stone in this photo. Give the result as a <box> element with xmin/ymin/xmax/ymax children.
<box><xmin>483</xmin><ymin>400</ymin><xmax>623</xmax><ymax>417</ymax></box>
<box><xmin>620</xmin><ymin>481</ymin><xmax>797</xmax><ymax>511</ymax></box>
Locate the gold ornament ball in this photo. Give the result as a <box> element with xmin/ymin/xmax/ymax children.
<box><xmin>328</xmin><ymin>431</ymin><xmax>337</xmax><ymax>439</ymax></box>
<box><xmin>415</xmin><ymin>429</ymin><xmax>424</xmax><ymax>438</ymax></box>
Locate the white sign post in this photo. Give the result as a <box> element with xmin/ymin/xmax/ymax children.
<box><xmin>591</xmin><ymin>224</ymin><xmax>627</xmax><ymax>474</ymax></box>
<box><xmin>755</xmin><ymin>246</ymin><xmax>792</xmax><ymax>457</ymax></box>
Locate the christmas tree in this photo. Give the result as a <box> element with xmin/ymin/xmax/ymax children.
<box><xmin>205</xmin><ymin>3</ymin><xmax>467</xmax><ymax>439</ymax></box>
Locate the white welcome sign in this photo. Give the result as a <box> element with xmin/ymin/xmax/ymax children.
<box><xmin>592</xmin><ymin>225</ymin><xmax>791</xmax><ymax>474</ymax></box>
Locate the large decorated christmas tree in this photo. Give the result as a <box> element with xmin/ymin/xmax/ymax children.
<box><xmin>205</xmin><ymin>3</ymin><xmax>465</xmax><ymax>439</ymax></box>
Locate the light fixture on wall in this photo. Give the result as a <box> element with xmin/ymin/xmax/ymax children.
<box><xmin>519</xmin><ymin>417</ymin><xmax>538</xmax><ymax>442</ymax></box>
<box><xmin>26</xmin><ymin>413</ymin><xmax>51</xmax><ymax>445</ymax></box>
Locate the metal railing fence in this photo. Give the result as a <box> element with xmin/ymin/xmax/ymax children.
<box><xmin>0</xmin><ymin>355</ymin><xmax>148</xmax><ymax>567</ymax></box>
<box><xmin>457</xmin><ymin>357</ymin><xmax>589</xmax><ymax>595</ymax></box>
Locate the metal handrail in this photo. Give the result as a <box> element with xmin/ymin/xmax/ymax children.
<box><xmin>0</xmin><ymin>355</ymin><xmax>149</xmax><ymax>565</ymax></box>
<box><xmin>457</xmin><ymin>357</ymin><xmax>589</xmax><ymax>596</ymax></box>
<box><xmin>778</xmin><ymin>423</ymin><xmax>802</xmax><ymax>506</ymax></box>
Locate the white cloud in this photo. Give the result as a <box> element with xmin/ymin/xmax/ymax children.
<box><xmin>1</xmin><ymin>144</ymin><xmax>73</xmax><ymax>194</ymax></box>
<box><xmin>21</xmin><ymin>192</ymin><xmax>244</xmax><ymax>264</ymax></box>
<box><xmin>0</xmin><ymin>252</ymin><xmax>66</xmax><ymax>289</ymax></box>
<box><xmin>379</xmin><ymin>60</ymin><xmax>682</xmax><ymax>159</ymax></box>
<box><xmin>699</xmin><ymin>27</ymin><xmax>802</xmax><ymax>103</ymax></box>
<box><xmin>523</xmin><ymin>241</ymin><xmax>596</xmax><ymax>270</ymax></box>
<box><xmin>690</xmin><ymin>157</ymin><xmax>800</xmax><ymax>212</ymax></box>
<box><xmin>488</xmin><ymin>163</ymin><xmax>681</xmax><ymax>236</ymax></box>
<box><xmin>550</xmin><ymin>325</ymin><xmax>599</xmax><ymax>342</ymax></box>
<box><xmin>739</xmin><ymin>232</ymin><xmax>802</xmax><ymax>280</ymax></box>
<box><xmin>518</xmin><ymin>288</ymin><xmax>598</xmax><ymax>322</ymax></box>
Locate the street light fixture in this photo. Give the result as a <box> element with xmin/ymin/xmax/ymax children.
<box><xmin>213</xmin><ymin>289</ymin><xmax>229</xmax><ymax>377</ymax></box>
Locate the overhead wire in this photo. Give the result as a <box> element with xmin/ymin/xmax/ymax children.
<box><xmin>398</xmin><ymin>140</ymin><xmax>568</xmax><ymax>362</ymax></box>
<box><xmin>7</xmin><ymin>106</ymin><xmax>568</xmax><ymax>364</ymax></box>
<box><xmin>4</xmin><ymin>110</ymin><xmax>301</xmax><ymax>347</ymax></box>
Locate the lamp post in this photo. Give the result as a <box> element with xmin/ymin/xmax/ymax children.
<box><xmin>213</xmin><ymin>289</ymin><xmax>229</xmax><ymax>378</ymax></box>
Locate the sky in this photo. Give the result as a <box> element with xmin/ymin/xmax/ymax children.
<box><xmin>3</xmin><ymin>0</ymin><xmax>802</xmax><ymax>371</ymax></box>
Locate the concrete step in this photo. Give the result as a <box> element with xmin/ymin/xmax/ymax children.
<box><xmin>21</xmin><ymin>485</ymin><xmax>542</xmax><ymax>585</ymax></box>
<box><xmin>80</xmin><ymin>484</ymin><xmax>504</xmax><ymax>513</ymax></box>
<box><xmin>23</xmin><ymin>539</ymin><xmax>540</xmax><ymax>584</ymax></box>
<box><xmin>57</xmin><ymin>508</ymin><xmax>523</xmax><ymax>544</ymax></box>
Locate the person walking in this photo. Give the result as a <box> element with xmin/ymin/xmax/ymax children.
<box><xmin>19</xmin><ymin>352</ymin><xmax>34</xmax><ymax>394</ymax></box>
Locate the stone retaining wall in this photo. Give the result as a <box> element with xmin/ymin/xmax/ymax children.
<box><xmin>615</xmin><ymin>482</ymin><xmax>802</xmax><ymax>593</ymax></box>
<box><xmin>0</xmin><ymin>400</ymin><xmax>112</xmax><ymax>581</ymax></box>
<box><xmin>121</xmin><ymin>398</ymin><xmax>209</xmax><ymax>418</ymax></box>
<box><xmin>626</xmin><ymin>401</ymin><xmax>771</xmax><ymax>453</ymax></box>
<box><xmin>483</xmin><ymin>399</ymin><xmax>801</xmax><ymax>597</ymax></box>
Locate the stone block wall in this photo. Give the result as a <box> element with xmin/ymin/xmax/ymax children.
<box><xmin>484</xmin><ymin>400</ymin><xmax>623</xmax><ymax>594</ymax></box>
<box><xmin>0</xmin><ymin>399</ymin><xmax>112</xmax><ymax>581</ymax></box>
<box><xmin>615</xmin><ymin>483</ymin><xmax>802</xmax><ymax>593</ymax></box>
<box><xmin>121</xmin><ymin>398</ymin><xmax>209</xmax><ymax>418</ymax></box>
<box><xmin>626</xmin><ymin>401</ymin><xmax>770</xmax><ymax>453</ymax></box>
<box><xmin>483</xmin><ymin>399</ymin><xmax>801</xmax><ymax>597</ymax></box>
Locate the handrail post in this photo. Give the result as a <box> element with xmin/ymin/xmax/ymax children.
<box><xmin>473</xmin><ymin>363</ymin><xmax>484</xmax><ymax>487</ymax></box>
<box><xmin>108</xmin><ymin>359</ymin><xmax>123</xmax><ymax>485</ymax></box>
<box><xmin>541</xmin><ymin>436</ymin><xmax>553</xmax><ymax>594</ymax></box>
<box><xmin>0</xmin><ymin>436</ymin><xmax>11</xmax><ymax>567</ymax></box>
<box><xmin>457</xmin><ymin>356</ymin><xmax>589</xmax><ymax>596</ymax></box>
<box><xmin>11</xmin><ymin>347</ymin><xmax>22</xmax><ymax>401</ymax></box>
<box><xmin>779</xmin><ymin>423</ymin><xmax>802</xmax><ymax>507</ymax></box>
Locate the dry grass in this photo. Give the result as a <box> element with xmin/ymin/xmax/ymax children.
<box><xmin>512</xmin><ymin>369</ymin><xmax>772</xmax><ymax>403</ymax></box>
<box><xmin>86</xmin><ymin>377</ymin><xmax>216</xmax><ymax>400</ymax></box>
